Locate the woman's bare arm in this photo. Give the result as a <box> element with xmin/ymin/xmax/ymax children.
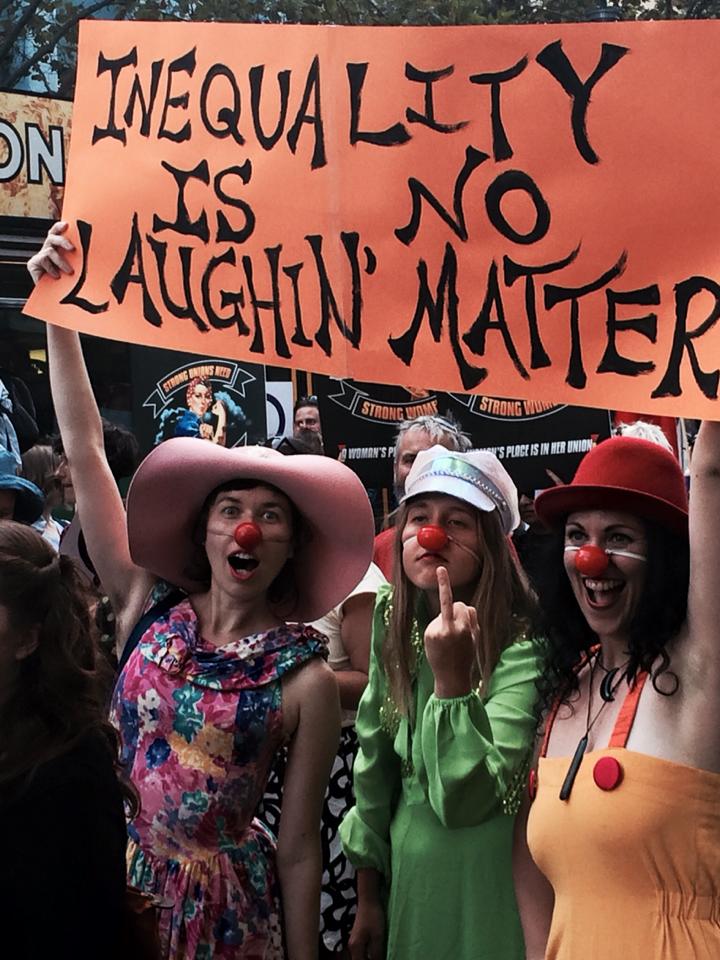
<box><xmin>278</xmin><ymin>659</ymin><xmax>340</xmax><ymax>960</ymax></box>
<box><xmin>336</xmin><ymin>592</ymin><xmax>373</xmax><ymax>711</ymax></box>
<box><xmin>512</xmin><ymin>795</ymin><xmax>554</xmax><ymax>960</ymax></box>
<box><xmin>31</xmin><ymin>223</ymin><xmax>153</xmax><ymax>627</ymax></box>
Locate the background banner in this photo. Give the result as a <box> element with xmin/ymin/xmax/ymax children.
<box><xmin>130</xmin><ymin>347</ymin><xmax>267</xmax><ymax>454</ymax></box>
<box><xmin>25</xmin><ymin>19</ymin><xmax>720</xmax><ymax>418</ymax></box>
<box><xmin>318</xmin><ymin>378</ymin><xmax>611</xmax><ymax>495</ymax></box>
<box><xmin>0</xmin><ymin>90</ymin><xmax>71</xmax><ymax>219</ymax></box>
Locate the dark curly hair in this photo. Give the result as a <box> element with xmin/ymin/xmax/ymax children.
<box><xmin>532</xmin><ymin>518</ymin><xmax>689</xmax><ymax>716</ymax></box>
<box><xmin>0</xmin><ymin>521</ymin><xmax>138</xmax><ymax>814</ymax></box>
<box><xmin>53</xmin><ymin>417</ymin><xmax>139</xmax><ymax>481</ymax></box>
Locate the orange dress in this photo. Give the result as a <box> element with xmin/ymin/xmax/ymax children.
<box><xmin>527</xmin><ymin>675</ymin><xmax>720</xmax><ymax>959</ymax></box>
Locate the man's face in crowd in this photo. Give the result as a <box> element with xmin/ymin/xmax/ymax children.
<box><xmin>394</xmin><ymin>427</ymin><xmax>437</xmax><ymax>500</ymax></box>
<box><xmin>294</xmin><ymin>405</ymin><xmax>321</xmax><ymax>435</ymax></box>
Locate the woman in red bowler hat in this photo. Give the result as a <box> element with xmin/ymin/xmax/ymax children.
<box><xmin>29</xmin><ymin>225</ymin><xmax>375</xmax><ymax>960</ymax></box>
<box><xmin>513</xmin><ymin>428</ymin><xmax>720</xmax><ymax>959</ymax></box>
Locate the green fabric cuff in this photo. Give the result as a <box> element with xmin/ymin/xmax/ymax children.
<box><xmin>339</xmin><ymin>806</ymin><xmax>391</xmax><ymax>878</ymax></box>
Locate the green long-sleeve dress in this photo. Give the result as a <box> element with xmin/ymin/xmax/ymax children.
<box><xmin>340</xmin><ymin>584</ymin><xmax>542</xmax><ymax>960</ymax></box>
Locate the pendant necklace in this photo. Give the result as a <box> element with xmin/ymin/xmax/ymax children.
<box><xmin>559</xmin><ymin>651</ymin><xmax>627</xmax><ymax>801</ymax></box>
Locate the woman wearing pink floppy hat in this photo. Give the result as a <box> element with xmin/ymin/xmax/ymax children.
<box><xmin>513</xmin><ymin>430</ymin><xmax>720</xmax><ymax>960</ymax></box>
<box><xmin>30</xmin><ymin>225</ymin><xmax>375</xmax><ymax>960</ymax></box>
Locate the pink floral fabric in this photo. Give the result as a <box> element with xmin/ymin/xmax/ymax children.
<box><xmin>110</xmin><ymin>598</ymin><xmax>326</xmax><ymax>959</ymax></box>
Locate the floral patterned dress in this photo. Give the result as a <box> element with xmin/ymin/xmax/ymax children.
<box><xmin>110</xmin><ymin>597</ymin><xmax>327</xmax><ymax>959</ymax></box>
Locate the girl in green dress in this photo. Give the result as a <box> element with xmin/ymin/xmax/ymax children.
<box><xmin>341</xmin><ymin>445</ymin><xmax>542</xmax><ymax>960</ymax></box>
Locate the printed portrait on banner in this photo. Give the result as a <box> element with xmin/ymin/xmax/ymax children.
<box><xmin>130</xmin><ymin>347</ymin><xmax>267</xmax><ymax>455</ymax></box>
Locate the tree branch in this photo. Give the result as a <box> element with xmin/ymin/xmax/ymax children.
<box><xmin>0</xmin><ymin>0</ymin><xmax>23</xmax><ymax>15</ymax></box>
<box><xmin>0</xmin><ymin>0</ymin><xmax>45</xmax><ymax>68</ymax></box>
<box><xmin>4</xmin><ymin>0</ymin><xmax>119</xmax><ymax>90</ymax></box>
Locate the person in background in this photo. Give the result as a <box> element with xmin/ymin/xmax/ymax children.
<box><xmin>0</xmin><ymin>521</ymin><xmax>129</xmax><ymax>960</ymax></box>
<box><xmin>265</xmin><ymin>430</ymin><xmax>324</xmax><ymax>457</ymax></box>
<box><xmin>342</xmin><ymin>445</ymin><xmax>542</xmax><ymax>960</ymax></box>
<box><xmin>313</xmin><ymin>561</ymin><xmax>387</xmax><ymax>958</ymax></box>
<box><xmin>258</xmin><ymin>430</ymin><xmax>383</xmax><ymax>957</ymax></box>
<box><xmin>373</xmin><ymin>414</ymin><xmax>472</xmax><ymax>579</ymax></box>
<box><xmin>512</xmin><ymin>469</ymin><xmax>564</xmax><ymax>590</ymax></box>
<box><xmin>0</xmin><ymin>365</ymin><xmax>39</xmax><ymax>456</ymax></box>
<box><xmin>53</xmin><ymin>417</ymin><xmax>139</xmax><ymax>583</ymax></box>
<box><xmin>294</xmin><ymin>397</ymin><xmax>323</xmax><ymax>439</ymax></box>
<box><xmin>21</xmin><ymin>443</ymin><xmax>68</xmax><ymax>550</ymax></box>
<box><xmin>0</xmin><ymin>447</ymin><xmax>44</xmax><ymax>526</ymax></box>
<box><xmin>613</xmin><ymin>418</ymin><xmax>674</xmax><ymax>452</ymax></box>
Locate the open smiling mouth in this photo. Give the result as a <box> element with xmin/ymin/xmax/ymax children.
<box><xmin>583</xmin><ymin>578</ymin><xmax>625</xmax><ymax>609</ymax></box>
<box><xmin>227</xmin><ymin>552</ymin><xmax>259</xmax><ymax>579</ymax></box>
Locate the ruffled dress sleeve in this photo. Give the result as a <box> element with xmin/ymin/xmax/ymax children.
<box><xmin>416</xmin><ymin>636</ymin><xmax>542</xmax><ymax>827</ymax></box>
<box><xmin>340</xmin><ymin>584</ymin><xmax>400</xmax><ymax>878</ymax></box>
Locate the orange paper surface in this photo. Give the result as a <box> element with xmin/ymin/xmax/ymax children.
<box><xmin>24</xmin><ymin>19</ymin><xmax>720</xmax><ymax>418</ymax></box>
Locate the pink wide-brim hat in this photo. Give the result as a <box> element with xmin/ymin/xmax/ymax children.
<box><xmin>126</xmin><ymin>438</ymin><xmax>375</xmax><ymax>622</ymax></box>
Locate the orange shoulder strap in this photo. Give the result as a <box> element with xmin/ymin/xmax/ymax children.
<box><xmin>608</xmin><ymin>672</ymin><xmax>649</xmax><ymax>749</ymax></box>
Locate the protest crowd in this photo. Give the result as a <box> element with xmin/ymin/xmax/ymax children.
<box><xmin>0</xmin><ymin>223</ymin><xmax>714</xmax><ymax>960</ymax></box>
<box><xmin>3</xmin><ymin>14</ymin><xmax>720</xmax><ymax>958</ymax></box>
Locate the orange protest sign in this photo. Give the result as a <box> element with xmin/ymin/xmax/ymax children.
<box><xmin>24</xmin><ymin>19</ymin><xmax>720</xmax><ymax>418</ymax></box>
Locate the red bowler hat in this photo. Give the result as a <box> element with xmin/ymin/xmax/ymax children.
<box><xmin>535</xmin><ymin>437</ymin><xmax>688</xmax><ymax>537</ymax></box>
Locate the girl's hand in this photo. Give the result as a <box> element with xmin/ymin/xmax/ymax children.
<box><xmin>27</xmin><ymin>221</ymin><xmax>74</xmax><ymax>284</ymax></box>
<box><xmin>349</xmin><ymin>898</ymin><xmax>386</xmax><ymax>960</ymax></box>
<box><xmin>424</xmin><ymin>565</ymin><xmax>478</xmax><ymax>699</ymax></box>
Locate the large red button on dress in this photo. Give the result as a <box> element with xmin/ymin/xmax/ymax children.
<box><xmin>593</xmin><ymin>756</ymin><xmax>623</xmax><ymax>791</ymax></box>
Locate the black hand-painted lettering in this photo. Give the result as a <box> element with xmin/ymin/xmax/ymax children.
<box><xmin>158</xmin><ymin>48</ymin><xmax>197</xmax><ymax>143</ymax></box>
<box><xmin>485</xmin><ymin>170</ymin><xmax>550</xmax><ymax>245</ymax></box>
<box><xmin>504</xmin><ymin>246</ymin><xmax>580</xmax><ymax>368</ymax></box>
<box><xmin>395</xmin><ymin>146</ymin><xmax>489</xmax><ymax>246</ymax></box>
<box><xmin>243</xmin><ymin>247</ymin><xmax>291</xmax><ymax>358</ymax></box>
<box><xmin>544</xmin><ymin>252</ymin><xmax>627</xmax><ymax>389</ymax></box>
<box><xmin>347</xmin><ymin>63</ymin><xmax>410</xmax><ymax>147</ymax></box>
<box><xmin>286</xmin><ymin>56</ymin><xmax>326</xmax><ymax>170</ymax></box>
<box><xmin>122</xmin><ymin>59</ymin><xmax>163</xmax><ymax>137</ymax></box>
<box><xmin>469</xmin><ymin>56</ymin><xmax>528</xmax><ymax>161</ymax></box>
<box><xmin>405</xmin><ymin>63</ymin><xmax>468</xmax><ymax>134</ymax></box>
<box><xmin>597</xmin><ymin>285</ymin><xmax>659</xmax><ymax>376</ymax></box>
<box><xmin>146</xmin><ymin>235</ymin><xmax>208</xmax><ymax>332</ymax></box>
<box><xmin>200</xmin><ymin>247</ymin><xmax>250</xmax><ymax>335</ymax></box>
<box><xmin>283</xmin><ymin>263</ymin><xmax>313</xmax><ymax>347</ymax></box>
<box><xmin>92</xmin><ymin>48</ymin><xmax>137</xmax><ymax>145</ymax></box>
<box><xmin>536</xmin><ymin>40</ymin><xmax>628</xmax><ymax>165</ymax></box>
<box><xmin>59</xmin><ymin>220</ymin><xmax>109</xmax><ymax>314</ymax></box>
<box><xmin>214</xmin><ymin>163</ymin><xmax>255</xmax><ymax>244</ymax></box>
<box><xmin>249</xmin><ymin>65</ymin><xmax>291</xmax><ymax>150</ymax></box>
<box><xmin>109</xmin><ymin>213</ymin><xmax>161</xmax><ymax>326</ymax></box>
<box><xmin>652</xmin><ymin>276</ymin><xmax>720</xmax><ymax>400</ymax></box>
<box><xmin>307</xmin><ymin>232</ymin><xmax>364</xmax><ymax>356</ymax></box>
<box><xmin>387</xmin><ymin>243</ymin><xmax>486</xmax><ymax>390</ymax></box>
<box><xmin>463</xmin><ymin>261</ymin><xmax>529</xmax><ymax>379</ymax></box>
<box><xmin>200</xmin><ymin>64</ymin><xmax>244</xmax><ymax>145</ymax></box>
<box><xmin>153</xmin><ymin>160</ymin><xmax>210</xmax><ymax>242</ymax></box>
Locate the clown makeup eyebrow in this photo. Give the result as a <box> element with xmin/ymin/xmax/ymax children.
<box><xmin>215</xmin><ymin>494</ymin><xmax>290</xmax><ymax>515</ymax></box>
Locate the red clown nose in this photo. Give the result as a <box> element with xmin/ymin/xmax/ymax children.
<box><xmin>417</xmin><ymin>525</ymin><xmax>449</xmax><ymax>552</ymax></box>
<box><xmin>233</xmin><ymin>522</ymin><xmax>263</xmax><ymax>551</ymax></box>
<box><xmin>574</xmin><ymin>544</ymin><xmax>609</xmax><ymax>577</ymax></box>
